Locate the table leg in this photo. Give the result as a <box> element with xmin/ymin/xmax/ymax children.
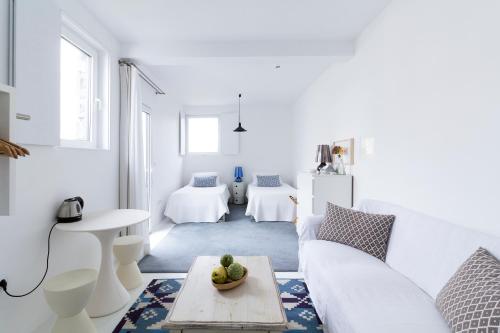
<box><xmin>86</xmin><ymin>229</ymin><xmax>130</xmax><ymax>317</ymax></box>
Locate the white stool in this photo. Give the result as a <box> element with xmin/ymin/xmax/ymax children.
<box><xmin>113</xmin><ymin>235</ymin><xmax>144</xmax><ymax>290</ymax></box>
<box><xmin>43</xmin><ymin>269</ymin><xmax>97</xmax><ymax>333</ymax></box>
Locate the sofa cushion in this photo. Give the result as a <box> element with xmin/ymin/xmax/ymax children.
<box><xmin>302</xmin><ymin>240</ymin><xmax>450</xmax><ymax>333</ymax></box>
<box><xmin>317</xmin><ymin>202</ymin><xmax>395</xmax><ymax>261</ymax></box>
<box><xmin>436</xmin><ymin>247</ymin><xmax>500</xmax><ymax>332</ymax></box>
<box><xmin>356</xmin><ymin>199</ymin><xmax>500</xmax><ymax>299</ymax></box>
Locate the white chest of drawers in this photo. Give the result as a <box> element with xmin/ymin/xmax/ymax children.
<box><xmin>232</xmin><ymin>181</ymin><xmax>247</xmax><ymax>205</ymax></box>
<box><xmin>297</xmin><ymin>173</ymin><xmax>353</xmax><ymax>221</ymax></box>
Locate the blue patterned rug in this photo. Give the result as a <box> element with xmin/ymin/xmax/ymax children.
<box><xmin>113</xmin><ymin>279</ymin><xmax>323</xmax><ymax>332</ymax></box>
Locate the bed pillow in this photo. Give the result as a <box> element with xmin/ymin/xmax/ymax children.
<box><xmin>256</xmin><ymin>175</ymin><xmax>281</xmax><ymax>187</ymax></box>
<box><xmin>193</xmin><ymin>176</ymin><xmax>217</xmax><ymax>187</ymax></box>
<box><xmin>317</xmin><ymin>202</ymin><xmax>395</xmax><ymax>261</ymax></box>
<box><xmin>436</xmin><ymin>247</ymin><xmax>500</xmax><ymax>333</ymax></box>
<box><xmin>252</xmin><ymin>172</ymin><xmax>281</xmax><ymax>185</ymax></box>
<box><xmin>189</xmin><ymin>172</ymin><xmax>219</xmax><ymax>186</ymax></box>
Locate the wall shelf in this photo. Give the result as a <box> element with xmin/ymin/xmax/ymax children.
<box><xmin>0</xmin><ymin>83</ymin><xmax>15</xmax><ymax>216</ymax></box>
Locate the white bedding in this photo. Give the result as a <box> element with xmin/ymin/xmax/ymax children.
<box><xmin>164</xmin><ymin>184</ymin><xmax>230</xmax><ymax>223</ymax></box>
<box><xmin>245</xmin><ymin>183</ymin><xmax>297</xmax><ymax>222</ymax></box>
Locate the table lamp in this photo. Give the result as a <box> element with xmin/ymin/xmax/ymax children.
<box><xmin>234</xmin><ymin>166</ymin><xmax>244</xmax><ymax>182</ymax></box>
<box><xmin>316</xmin><ymin>145</ymin><xmax>332</xmax><ymax>172</ymax></box>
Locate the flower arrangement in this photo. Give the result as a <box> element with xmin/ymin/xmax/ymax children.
<box><xmin>332</xmin><ymin>145</ymin><xmax>345</xmax><ymax>156</ymax></box>
<box><xmin>332</xmin><ymin>145</ymin><xmax>346</xmax><ymax>175</ymax></box>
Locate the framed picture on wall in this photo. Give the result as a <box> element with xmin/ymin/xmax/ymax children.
<box><xmin>332</xmin><ymin>138</ymin><xmax>354</xmax><ymax>165</ymax></box>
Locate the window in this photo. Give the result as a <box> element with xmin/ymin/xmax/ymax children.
<box><xmin>187</xmin><ymin>116</ymin><xmax>219</xmax><ymax>153</ymax></box>
<box><xmin>60</xmin><ymin>37</ymin><xmax>94</xmax><ymax>142</ymax></box>
<box><xmin>60</xmin><ymin>16</ymin><xmax>109</xmax><ymax>149</ymax></box>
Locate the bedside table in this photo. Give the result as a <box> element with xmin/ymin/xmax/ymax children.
<box><xmin>232</xmin><ymin>182</ymin><xmax>247</xmax><ymax>205</ymax></box>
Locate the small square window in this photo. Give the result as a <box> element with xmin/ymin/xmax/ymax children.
<box><xmin>187</xmin><ymin>117</ymin><xmax>219</xmax><ymax>153</ymax></box>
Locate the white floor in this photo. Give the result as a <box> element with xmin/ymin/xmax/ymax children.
<box><xmin>36</xmin><ymin>271</ymin><xmax>303</xmax><ymax>333</ymax></box>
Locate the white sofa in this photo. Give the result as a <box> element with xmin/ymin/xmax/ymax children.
<box><xmin>297</xmin><ymin>199</ymin><xmax>500</xmax><ymax>333</ymax></box>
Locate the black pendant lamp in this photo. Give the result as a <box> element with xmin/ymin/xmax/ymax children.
<box><xmin>234</xmin><ymin>93</ymin><xmax>247</xmax><ymax>132</ymax></box>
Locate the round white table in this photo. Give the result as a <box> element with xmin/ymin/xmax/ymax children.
<box><xmin>56</xmin><ymin>209</ymin><xmax>150</xmax><ymax>318</ymax></box>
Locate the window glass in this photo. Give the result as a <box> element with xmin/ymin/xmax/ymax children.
<box><xmin>60</xmin><ymin>37</ymin><xmax>92</xmax><ymax>141</ymax></box>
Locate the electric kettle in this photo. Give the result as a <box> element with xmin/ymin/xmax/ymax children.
<box><xmin>56</xmin><ymin>197</ymin><xmax>84</xmax><ymax>223</ymax></box>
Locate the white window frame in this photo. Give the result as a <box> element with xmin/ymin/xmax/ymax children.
<box><xmin>59</xmin><ymin>15</ymin><xmax>110</xmax><ymax>150</ymax></box>
<box><xmin>186</xmin><ymin>115</ymin><xmax>221</xmax><ymax>155</ymax></box>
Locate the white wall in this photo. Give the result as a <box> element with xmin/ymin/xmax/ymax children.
<box><xmin>292</xmin><ymin>0</ymin><xmax>500</xmax><ymax>236</ymax></box>
<box><xmin>0</xmin><ymin>0</ymin><xmax>121</xmax><ymax>331</ymax></box>
<box><xmin>182</xmin><ymin>104</ymin><xmax>294</xmax><ymax>187</ymax></box>
<box><xmin>141</xmin><ymin>79</ymin><xmax>184</xmax><ymax>227</ymax></box>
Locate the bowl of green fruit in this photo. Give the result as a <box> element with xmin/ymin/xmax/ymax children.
<box><xmin>211</xmin><ymin>254</ymin><xmax>248</xmax><ymax>291</ymax></box>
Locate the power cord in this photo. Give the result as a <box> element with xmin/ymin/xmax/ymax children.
<box><xmin>0</xmin><ymin>222</ymin><xmax>59</xmax><ymax>297</ymax></box>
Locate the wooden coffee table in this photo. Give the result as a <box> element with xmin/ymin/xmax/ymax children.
<box><xmin>163</xmin><ymin>256</ymin><xmax>288</xmax><ymax>333</ymax></box>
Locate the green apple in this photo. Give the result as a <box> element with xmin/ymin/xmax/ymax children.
<box><xmin>220</xmin><ymin>254</ymin><xmax>234</xmax><ymax>267</ymax></box>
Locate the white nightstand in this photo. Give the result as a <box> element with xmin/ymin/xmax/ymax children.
<box><xmin>232</xmin><ymin>182</ymin><xmax>247</xmax><ymax>205</ymax></box>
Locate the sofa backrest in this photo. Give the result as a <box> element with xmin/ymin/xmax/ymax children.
<box><xmin>356</xmin><ymin>199</ymin><xmax>500</xmax><ymax>299</ymax></box>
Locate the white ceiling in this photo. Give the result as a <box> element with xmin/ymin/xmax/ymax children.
<box><xmin>79</xmin><ymin>0</ymin><xmax>389</xmax><ymax>42</ymax></box>
<box><xmin>79</xmin><ymin>0</ymin><xmax>390</xmax><ymax>104</ymax></box>
<box><xmin>148</xmin><ymin>60</ymin><xmax>338</xmax><ymax>105</ymax></box>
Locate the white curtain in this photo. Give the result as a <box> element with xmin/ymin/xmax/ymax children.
<box><xmin>119</xmin><ymin>64</ymin><xmax>150</xmax><ymax>257</ymax></box>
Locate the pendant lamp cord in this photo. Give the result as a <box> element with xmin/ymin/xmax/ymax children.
<box><xmin>238</xmin><ymin>93</ymin><xmax>241</xmax><ymax>123</ymax></box>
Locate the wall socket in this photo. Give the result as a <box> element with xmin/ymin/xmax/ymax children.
<box><xmin>0</xmin><ymin>278</ymin><xmax>7</xmax><ymax>292</ymax></box>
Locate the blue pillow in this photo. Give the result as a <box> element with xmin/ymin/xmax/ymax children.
<box><xmin>193</xmin><ymin>176</ymin><xmax>217</xmax><ymax>187</ymax></box>
<box><xmin>257</xmin><ymin>175</ymin><xmax>281</xmax><ymax>187</ymax></box>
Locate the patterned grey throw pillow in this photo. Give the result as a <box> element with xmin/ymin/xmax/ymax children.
<box><xmin>436</xmin><ymin>247</ymin><xmax>500</xmax><ymax>333</ymax></box>
<box><xmin>193</xmin><ymin>176</ymin><xmax>217</xmax><ymax>187</ymax></box>
<box><xmin>317</xmin><ymin>202</ymin><xmax>395</xmax><ymax>261</ymax></box>
<box><xmin>256</xmin><ymin>175</ymin><xmax>281</xmax><ymax>187</ymax></box>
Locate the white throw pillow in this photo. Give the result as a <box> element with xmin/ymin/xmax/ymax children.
<box><xmin>189</xmin><ymin>172</ymin><xmax>220</xmax><ymax>186</ymax></box>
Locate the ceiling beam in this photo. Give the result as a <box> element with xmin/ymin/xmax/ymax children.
<box><xmin>121</xmin><ymin>40</ymin><xmax>354</xmax><ymax>66</ymax></box>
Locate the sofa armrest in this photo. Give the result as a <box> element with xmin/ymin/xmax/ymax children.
<box><xmin>297</xmin><ymin>215</ymin><xmax>324</xmax><ymax>242</ymax></box>
<box><xmin>297</xmin><ymin>215</ymin><xmax>324</xmax><ymax>272</ymax></box>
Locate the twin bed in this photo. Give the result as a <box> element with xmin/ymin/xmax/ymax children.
<box><xmin>245</xmin><ymin>180</ymin><xmax>297</xmax><ymax>222</ymax></box>
<box><xmin>164</xmin><ymin>172</ymin><xmax>230</xmax><ymax>224</ymax></box>
<box><xmin>164</xmin><ymin>172</ymin><xmax>296</xmax><ymax>224</ymax></box>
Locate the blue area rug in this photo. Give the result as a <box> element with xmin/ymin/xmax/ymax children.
<box><xmin>139</xmin><ymin>205</ymin><xmax>299</xmax><ymax>272</ymax></box>
<box><xmin>113</xmin><ymin>278</ymin><xmax>323</xmax><ymax>332</ymax></box>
